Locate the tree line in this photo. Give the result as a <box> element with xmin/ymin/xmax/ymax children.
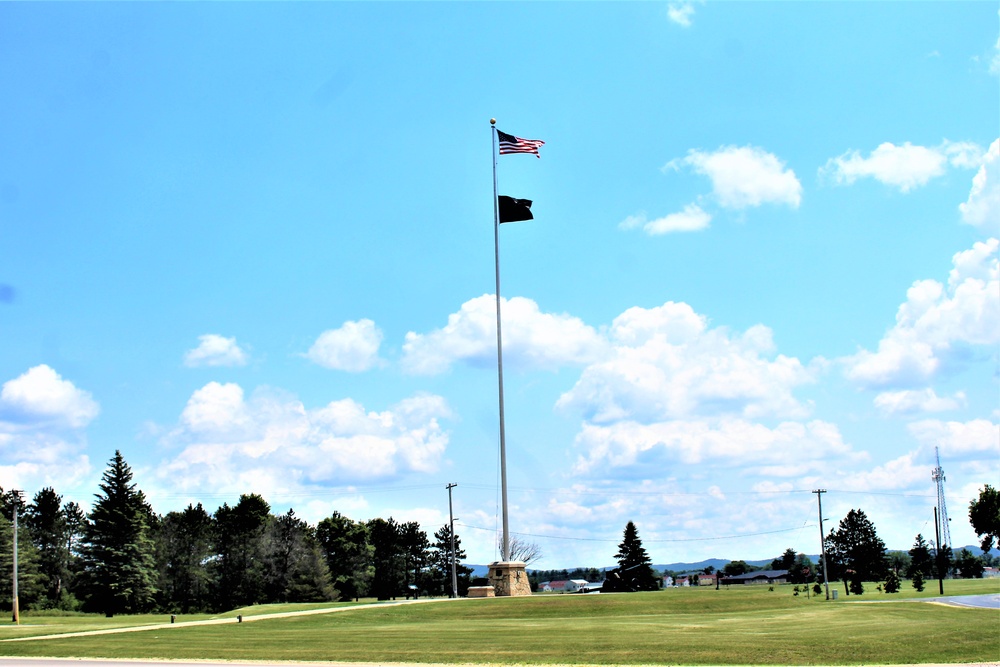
<box><xmin>595</xmin><ymin>490</ymin><xmax>999</xmax><ymax>596</ymax></box>
<box><xmin>0</xmin><ymin>451</ymin><xmax>473</xmax><ymax>616</ymax></box>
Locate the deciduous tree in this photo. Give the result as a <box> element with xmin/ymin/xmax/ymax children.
<box><xmin>824</xmin><ymin>509</ymin><xmax>886</xmax><ymax>596</ymax></box>
<box><xmin>968</xmin><ymin>485</ymin><xmax>1000</xmax><ymax>554</ymax></box>
<box><xmin>499</xmin><ymin>534</ymin><xmax>542</xmax><ymax>565</ymax></box>
<box><xmin>954</xmin><ymin>549</ymin><xmax>985</xmax><ymax>579</ymax></box>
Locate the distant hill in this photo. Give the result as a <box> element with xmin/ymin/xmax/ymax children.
<box><xmin>466</xmin><ymin>545</ymin><xmax>997</xmax><ymax>579</ymax></box>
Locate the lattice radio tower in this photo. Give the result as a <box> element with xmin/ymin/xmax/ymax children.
<box><xmin>931</xmin><ymin>446</ymin><xmax>952</xmax><ymax>548</ymax></box>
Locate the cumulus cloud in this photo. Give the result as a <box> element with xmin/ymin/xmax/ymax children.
<box><xmin>821</xmin><ymin>140</ymin><xmax>984</xmax><ymax>192</ymax></box>
<box><xmin>873</xmin><ymin>388</ymin><xmax>965</xmax><ymax>415</ymax></box>
<box><xmin>157</xmin><ymin>383</ymin><xmax>452</xmax><ymax>496</ymax></box>
<box><xmin>843</xmin><ymin>238</ymin><xmax>999</xmax><ymax>388</ymax></box>
<box><xmin>959</xmin><ymin>138</ymin><xmax>999</xmax><ymax>229</ymax></box>
<box><xmin>571</xmin><ymin>418</ymin><xmax>852</xmax><ymax>476</ymax></box>
<box><xmin>401</xmin><ymin>295</ymin><xmax>607</xmax><ymax>375</ymax></box>
<box><xmin>307</xmin><ymin>319</ymin><xmax>384</xmax><ymax>372</ymax></box>
<box><xmin>666</xmin><ymin>145</ymin><xmax>803</xmax><ymax>209</ymax></box>
<box><xmin>832</xmin><ymin>450</ymin><xmax>930</xmax><ymax>493</ymax></box>
<box><xmin>620</xmin><ymin>204</ymin><xmax>712</xmax><ymax>235</ymax></box>
<box><xmin>907</xmin><ymin>418</ymin><xmax>1000</xmax><ymax>458</ymax></box>
<box><xmin>0</xmin><ymin>364</ymin><xmax>99</xmax><ymax>428</ymax></box>
<box><xmin>183</xmin><ymin>334</ymin><xmax>249</xmax><ymax>368</ymax></box>
<box><xmin>0</xmin><ymin>365</ymin><xmax>95</xmax><ymax>491</ymax></box>
<box><xmin>557</xmin><ymin>301</ymin><xmax>814</xmax><ymax>423</ymax></box>
<box><xmin>667</xmin><ymin>2</ymin><xmax>696</xmax><ymax>27</ymax></box>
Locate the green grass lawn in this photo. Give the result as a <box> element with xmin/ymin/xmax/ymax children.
<box><xmin>0</xmin><ymin>581</ymin><xmax>997</xmax><ymax>665</ymax></box>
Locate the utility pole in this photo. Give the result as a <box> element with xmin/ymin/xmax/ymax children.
<box><xmin>813</xmin><ymin>489</ymin><xmax>831</xmax><ymax>601</ymax></box>
<box><xmin>446</xmin><ymin>483</ymin><xmax>458</xmax><ymax>598</ymax></box>
<box><xmin>934</xmin><ymin>506</ymin><xmax>945</xmax><ymax>596</ymax></box>
<box><xmin>11</xmin><ymin>490</ymin><xmax>22</xmax><ymax>624</ymax></box>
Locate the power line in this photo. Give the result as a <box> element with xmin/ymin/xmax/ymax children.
<box><xmin>145</xmin><ymin>482</ymin><xmax>936</xmax><ymax>504</ymax></box>
<box><xmin>456</xmin><ymin>521</ymin><xmax>814</xmax><ymax>544</ymax></box>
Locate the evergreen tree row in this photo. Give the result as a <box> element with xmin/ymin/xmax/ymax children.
<box><xmin>0</xmin><ymin>451</ymin><xmax>472</xmax><ymax>615</ymax></box>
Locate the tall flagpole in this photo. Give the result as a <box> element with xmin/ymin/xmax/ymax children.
<box><xmin>490</xmin><ymin>118</ymin><xmax>510</xmax><ymax>562</ymax></box>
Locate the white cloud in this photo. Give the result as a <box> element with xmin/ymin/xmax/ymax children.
<box><xmin>183</xmin><ymin>334</ymin><xmax>249</xmax><ymax>368</ymax></box>
<box><xmin>307</xmin><ymin>319</ymin><xmax>384</xmax><ymax>372</ymax></box>
<box><xmin>832</xmin><ymin>450</ymin><xmax>929</xmax><ymax>493</ymax></box>
<box><xmin>0</xmin><ymin>365</ymin><xmax>95</xmax><ymax>492</ymax></box>
<box><xmin>157</xmin><ymin>384</ymin><xmax>452</xmax><ymax>496</ymax></box>
<box><xmin>843</xmin><ymin>238</ymin><xmax>1000</xmax><ymax>388</ymax></box>
<box><xmin>401</xmin><ymin>295</ymin><xmax>607</xmax><ymax>375</ymax></box>
<box><xmin>959</xmin><ymin>138</ymin><xmax>1000</xmax><ymax>230</ymax></box>
<box><xmin>618</xmin><ymin>212</ymin><xmax>646</xmax><ymax>231</ymax></box>
<box><xmin>622</xmin><ymin>204</ymin><xmax>711</xmax><ymax>235</ymax></box>
<box><xmin>907</xmin><ymin>418</ymin><xmax>1000</xmax><ymax>458</ymax></box>
<box><xmin>0</xmin><ymin>364</ymin><xmax>99</xmax><ymax>428</ymax></box>
<box><xmin>557</xmin><ymin>302</ymin><xmax>814</xmax><ymax>423</ymax></box>
<box><xmin>873</xmin><ymin>388</ymin><xmax>965</xmax><ymax>415</ymax></box>
<box><xmin>667</xmin><ymin>145</ymin><xmax>802</xmax><ymax>209</ymax></box>
<box><xmin>180</xmin><ymin>382</ymin><xmax>255</xmax><ymax>438</ymax></box>
<box><xmin>667</xmin><ymin>2</ymin><xmax>695</xmax><ymax>27</ymax></box>
<box><xmin>821</xmin><ymin>140</ymin><xmax>984</xmax><ymax>193</ymax></box>
<box><xmin>570</xmin><ymin>418</ymin><xmax>852</xmax><ymax>476</ymax></box>
<box><xmin>991</xmin><ymin>13</ymin><xmax>1000</xmax><ymax>75</ymax></box>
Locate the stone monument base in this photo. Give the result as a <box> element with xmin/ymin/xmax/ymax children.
<box><xmin>487</xmin><ymin>560</ymin><xmax>532</xmax><ymax>597</ymax></box>
<box><xmin>467</xmin><ymin>585</ymin><xmax>495</xmax><ymax>598</ymax></box>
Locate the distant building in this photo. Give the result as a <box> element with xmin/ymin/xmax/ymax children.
<box><xmin>720</xmin><ymin>569</ymin><xmax>789</xmax><ymax>585</ymax></box>
<box><xmin>538</xmin><ymin>579</ymin><xmax>592</xmax><ymax>592</ymax></box>
<box><xmin>983</xmin><ymin>567</ymin><xmax>999</xmax><ymax>579</ymax></box>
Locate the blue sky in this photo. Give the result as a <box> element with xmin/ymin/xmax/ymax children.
<box><xmin>1</xmin><ymin>2</ymin><xmax>997</xmax><ymax>569</ymax></box>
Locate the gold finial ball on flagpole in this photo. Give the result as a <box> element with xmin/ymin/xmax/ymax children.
<box><xmin>490</xmin><ymin>118</ymin><xmax>496</xmax><ymax>125</ymax></box>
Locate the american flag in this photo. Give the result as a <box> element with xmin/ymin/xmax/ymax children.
<box><xmin>497</xmin><ymin>129</ymin><xmax>545</xmax><ymax>157</ymax></box>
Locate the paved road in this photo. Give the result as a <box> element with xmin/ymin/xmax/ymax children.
<box><xmin>923</xmin><ymin>593</ymin><xmax>1000</xmax><ymax>609</ymax></box>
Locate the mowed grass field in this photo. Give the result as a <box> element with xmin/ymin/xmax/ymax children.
<box><xmin>0</xmin><ymin>580</ymin><xmax>997</xmax><ymax>665</ymax></box>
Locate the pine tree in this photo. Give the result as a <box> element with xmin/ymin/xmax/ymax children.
<box><xmin>211</xmin><ymin>494</ymin><xmax>271</xmax><ymax>611</ymax></box>
<box><xmin>157</xmin><ymin>503</ymin><xmax>213</xmax><ymax>613</ymax></box>
<box><xmin>24</xmin><ymin>487</ymin><xmax>71</xmax><ymax>608</ymax></box>
<box><xmin>399</xmin><ymin>521</ymin><xmax>429</xmax><ymax>598</ymax></box>
<box><xmin>429</xmin><ymin>523</ymin><xmax>473</xmax><ymax>597</ymax></box>
<box><xmin>0</xmin><ymin>513</ymin><xmax>44</xmax><ymax>612</ymax></box>
<box><xmin>883</xmin><ymin>569</ymin><xmax>901</xmax><ymax>593</ymax></box>
<box><xmin>262</xmin><ymin>509</ymin><xmax>336</xmax><ymax>603</ymax></box>
<box><xmin>906</xmin><ymin>534</ymin><xmax>933</xmax><ymax>580</ymax></box>
<box><xmin>606</xmin><ymin>521</ymin><xmax>658</xmax><ymax>592</ymax></box>
<box><xmin>368</xmin><ymin>517</ymin><xmax>405</xmax><ymax>600</ymax></box>
<box><xmin>316</xmin><ymin>512</ymin><xmax>373</xmax><ymax>601</ymax></box>
<box><xmin>78</xmin><ymin>451</ymin><xmax>158</xmax><ymax>615</ymax></box>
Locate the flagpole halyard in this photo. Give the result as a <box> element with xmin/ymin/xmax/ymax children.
<box><xmin>491</xmin><ymin>118</ymin><xmax>511</xmax><ymax>563</ymax></box>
